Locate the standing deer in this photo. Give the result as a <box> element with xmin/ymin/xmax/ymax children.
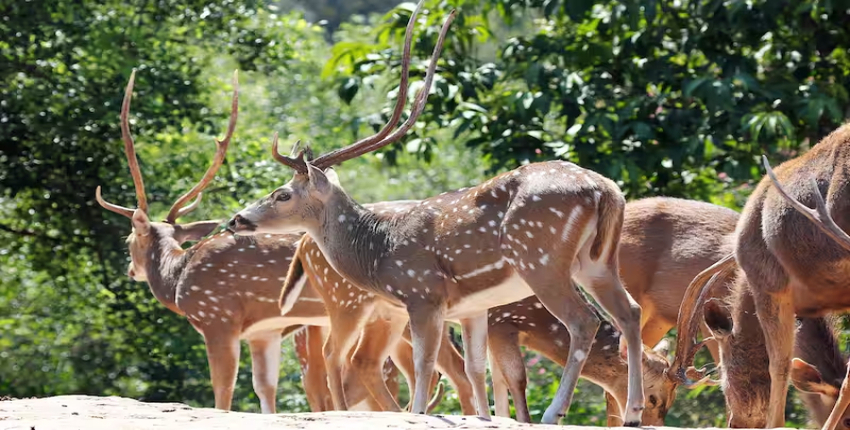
<box><xmin>488</xmin><ymin>196</ymin><xmax>737</xmax><ymax>424</ymax></box>
<box><xmin>226</xmin><ymin>1</ymin><xmax>646</xmax><ymax>424</ymax></box>
<box><xmin>672</xmin><ymin>124</ymin><xmax>850</xmax><ymax>429</ymax></box>
<box><xmin>94</xmin><ymin>68</ymin><xmax>442</xmax><ymax>414</ymax></box>
<box><xmin>276</xmin><ymin>227</ymin><xmax>476</xmax><ymax>414</ymax></box>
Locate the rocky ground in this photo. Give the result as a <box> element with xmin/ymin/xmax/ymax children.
<box><xmin>0</xmin><ymin>395</ymin><xmax>722</xmax><ymax>430</ymax></box>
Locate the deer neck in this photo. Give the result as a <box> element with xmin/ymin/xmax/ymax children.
<box><xmin>306</xmin><ymin>192</ymin><xmax>392</xmax><ymax>290</ymax></box>
<box><xmin>582</xmin><ymin>323</ymin><xmax>629</xmax><ymax>395</ymax></box>
<box><xmin>143</xmin><ymin>229</ymin><xmax>193</xmax><ymax>315</ymax></box>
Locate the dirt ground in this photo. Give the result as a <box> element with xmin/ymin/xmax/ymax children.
<box><xmin>0</xmin><ymin>395</ymin><xmax>727</xmax><ymax>430</ymax></box>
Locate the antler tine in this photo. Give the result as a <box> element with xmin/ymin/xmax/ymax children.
<box><xmin>165</xmin><ymin>70</ymin><xmax>239</xmax><ymax>223</ymax></box>
<box><xmin>668</xmin><ymin>254</ymin><xmax>736</xmax><ymax>383</ymax></box>
<box><xmin>313</xmin><ymin>5</ymin><xmax>455</xmax><ymax>170</ymax></box>
<box><xmin>121</xmin><ymin>68</ymin><xmax>148</xmax><ymax>213</ymax></box>
<box><xmin>762</xmin><ymin>155</ymin><xmax>850</xmax><ymax>253</ymax></box>
<box><xmin>95</xmin><ymin>185</ymin><xmax>135</xmax><ymax>218</ymax></box>
<box><xmin>272</xmin><ymin>135</ymin><xmax>309</xmax><ymax>173</ymax></box>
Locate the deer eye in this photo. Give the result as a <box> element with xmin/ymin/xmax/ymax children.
<box><xmin>276</xmin><ymin>192</ymin><xmax>291</xmax><ymax>202</ymax></box>
<box><xmin>648</xmin><ymin>395</ymin><xmax>658</xmax><ymax>406</ymax></box>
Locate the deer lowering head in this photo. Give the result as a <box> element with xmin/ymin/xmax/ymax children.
<box><xmin>671</xmin><ymin>125</ymin><xmax>850</xmax><ymax>429</ymax></box>
<box><xmin>227</xmin><ymin>1</ymin><xmax>647</xmax><ymax>424</ymax></box>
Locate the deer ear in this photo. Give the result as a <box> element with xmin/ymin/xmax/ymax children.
<box><xmin>306</xmin><ymin>163</ymin><xmax>333</xmax><ymax>197</ymax></box>
<box><xmin>174</xmin><ymin>220</ymin><xmax>222</xmax><ymax>244</ymax></box>
<box><xmin>703</xmin><ymin>299</ymin><xmax>733</xmax><ymax>338</ymax></box>
<box><xmin>131</xmin><ymin>209</ymin><xmax>151</xmax><ymax>236</ymax></box>
<box><xmin>324</xmin><ymin>167</ymin><xmax>342</xmax><ymax>188</ymax></box>
<box><xmin>791</xmin><ymin>358</ymin><xmax>839</xmax><ymax>397</ymax></box>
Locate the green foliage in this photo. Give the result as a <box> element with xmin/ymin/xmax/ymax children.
<box><xmin>333</xmin><ymin>0</ymin><xmax>850</xmax><ymax>204</ymax></box>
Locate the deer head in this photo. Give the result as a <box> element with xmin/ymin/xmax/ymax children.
<box><xmin>227</xmin><ymin>1</ymin><xmax>455</xmax><ymax>236</ymax></box>
<box><xmin>96</xmin><ymin>69</ymin><xmax>238</xmax><ymax>282</ymax></box>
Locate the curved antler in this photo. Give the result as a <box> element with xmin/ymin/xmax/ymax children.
<box><xmin>310</xmin><ymin>4</ymin><xmax>456</xmax><ymax>170</ymax></box>
<box><xmin>667</xmin><ymin>253</ymin><xmax>737</xmax><ymax>384</ymax></box>
<box><xmin>96</xmin><ymin>69</ymin><xmax>148</xmax><ymax>219</ymax></box>
<box><xmin>95</xmin><ymin>185</ymin><xmax>135</xmax><ymax>218</ymax></box>
<box><xmin>165</xmin><ymin>70</ymin><xmax>239</xmax><ymax>223</ymax></box>
<box><xmin>762</xmin><ymin>155</ymin><xmax>850</xmax><ymax>253</ymax></box>
<box><xmin>120</xmin><ymin>68</ymin><xmax>149</xmax><ymax>213</ymax></box>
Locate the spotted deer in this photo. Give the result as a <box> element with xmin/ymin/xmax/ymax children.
<box><xmin>94</xmin><ymin>69</ymin><xmax>302</xmax><ymax>413</ymax></box>
<box><xmin>226</xmin><ymin>1</ymin><xmax>646</xmax><ymax>423</ymax></box>
<box><xmin>488</xmin><ymin>197</ymin><xmax>737</xmax><ymax>424</ymax></box>
<box><xmin>94</xmin><ymin>68</ymin><xmax>434</xmax><ymax>414</ymax></box>
<box><xmin>268</xmin><ymin>208</ymin><xmax>475</xmax><ymax>414</ymax></box>
<box><xmin>672</xmin><ymin>125</ymin><xmax>850</xmax><ymax>429</ymax></box>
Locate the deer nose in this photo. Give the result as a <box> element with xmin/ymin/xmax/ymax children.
<box><xmin>227</xmin><ymin>214</ymin><xmax>253</xmax><ymax>233</ymax></box>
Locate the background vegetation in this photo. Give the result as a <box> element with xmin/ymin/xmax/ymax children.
<box><xmin>2</xmin><ymin>0</ymin><xmax>848</xmax><ymax>426</ymax></box>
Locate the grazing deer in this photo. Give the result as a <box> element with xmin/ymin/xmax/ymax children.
<box><xmin>673</xmin><ymin>125</ymin><xmax>850</xmax><ymax>429</ymax></box>
<box><xmin>226</xmin><ymin>2</ymin><xmax>646</xmax><ymax>424</ymax></box>
<box><xmin>488</xmin><ymin>296</ymin><xmax>675</xmax><ymax>425</ymax></box>
<box><xmin>488</xmin><ymin>197</ymin><xmax>735</xmax><ymax>424</ymax></box>
<box><xmin>675</xmin><ymin>263</ymin><xmax>850</xmax><ymax>428</ymax></box>
<box><xmin>94</xmin><ymin>68</ymin><xmax>432</xmax><ymax>414</ymax></box>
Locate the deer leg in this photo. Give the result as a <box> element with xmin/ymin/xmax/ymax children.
<box><xmin>488</xmin><ymin>326</ymin><xmax>529</xmax><ymax>422</ymax></box>
<box><xmin>247</xmin><ymin>330</ymin><xmax>282</xmax><ymax>413</ymax></box>
<box><xmin>581</xmin><ymin>270</ymin><xmax>644</xmax><ymax>426</ymax></box>
<box><xmin>407</xmin><ymin>302</ymin><xmax>446</xmax><ymax>414</ymax></box>
<box><xmin>527</xmin><ymin>279</ymin><xmax>599</xmax><ymax>425</ymax></box>
<box><xmin>488</xmin><ymin>347</ymin><xmax>511</xmax><ymax>418</ymax></box>
<box><xmin>460</xmin><ymin>313</ymin><xmax>491</xmax><ymax>419</ymax></box>
<box><xmin>383</xmin><ymin>357</ymin><xmax>402</xmax><ymax>407</ymax></box>
<box><xmin>389</xmin><ymin>339</ymin><xmax>416</xmax><ymax>411</ymax></box>
<box><xmin>348</xmin><ymin>317</ymin><xmax>405</xmax><ymax>411</ymax></box>
<box><xmin>606</xmin><ymin>391</ymin><xmax>625</xmax><ymax>426</ymax></box>
<box><xmin>406</xmin><ymin>324</ymin><xmax>477</xmax><ymax>415</ymax></box>
<box><xmin>203</xmin><ymin>332</ymin><xmax>241</xmax><ymax>410</ymax></box>
<box><xmin>752</xmin><ymin>288</ymin><xmax>796</xmax><ymax>428</ymax></box>
<box><xmin>295</xmin><ymin>326</ymin><xmax>332</xmax><ymax>412</ymax></box>
<box><xmin>324</xmin><ymin>313</ymin><xmax>369</xmax><ymax>411</ymax></box>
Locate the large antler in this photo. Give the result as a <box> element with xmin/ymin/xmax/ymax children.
<box><xmin>667</xmin><ymin>253</ymin><xmax>736</xmax><ymax>385</ymax></box>
<box><xmin>272</xmin><ymin>1</ymin><xmax>456</xmax><ymax>173</ymax></box>
<box><xmin>96</xmin><ymin>69</ymin><xmax>149</xmax><ymax>218</ymax></box>
<box><xmin>762</xmin><ymin>155</ymin><xmax>850</xmax><ymax>253</ymax></box>
<box><xmin>312</xmin><ymin>6</ymin><xmax>456</xmax><ymax>170</ymax></box>
<box><xmin>165</xmin><ymin>71</ymin><xmax>239</xmax><ymax>223</ymax></box>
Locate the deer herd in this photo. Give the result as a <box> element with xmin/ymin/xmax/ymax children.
<box><xmin>94</xmin><ymin>2</ymin><xmax>850</xmax><ymax>429</ymax></box>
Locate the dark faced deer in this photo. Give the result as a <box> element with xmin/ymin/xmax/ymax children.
<box><xmin>488</xmin><ymin>197</ymin><xmax>734</xmax><ymax>424</ymax></box>
<box><xmin>672</xmin><ymin>124</ymin><xmax>850</xmax><ymax>429</ymax></box>
<box><xmin>226</xmin><ymin>2</ymin><xmax>646</xmax><ymax>424</ymax></box>
<box><xmin>95</xmin><ymin>69</ymin><xmax>406</xmax><ymax>414</ymax></box>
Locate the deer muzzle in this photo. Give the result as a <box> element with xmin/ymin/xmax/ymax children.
<box><xmin>227</xmin><ymin>214</ymin><xmax>256</xmax><ymax>234</ymax></box>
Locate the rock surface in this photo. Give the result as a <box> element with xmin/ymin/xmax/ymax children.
<box><xmin>0</xmin><ymin>395</ymin><xmax>726</xmax><ymax>430</ymax></box>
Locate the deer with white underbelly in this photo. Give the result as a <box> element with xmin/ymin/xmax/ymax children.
<box><xmin>226</xmin><ymin>1</ymin><xmax>646</xmax><ymax>423</ymax></box>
